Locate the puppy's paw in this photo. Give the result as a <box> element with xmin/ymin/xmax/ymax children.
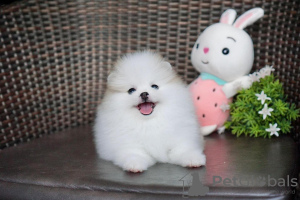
<box><xmin>179</xmin><ymin>151</ymin><xmax>206</xmax><ymax>168</ymax></box>
<box><xmin>121</xmin><ymin>155</ymin><xmax>151</xmax><ymax>173</ymax></box>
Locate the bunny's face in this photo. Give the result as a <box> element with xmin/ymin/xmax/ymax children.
<box><xmin>191</xmin><ymin>23</ymin><xmax>254</xmax><ymax>82</ymax></box>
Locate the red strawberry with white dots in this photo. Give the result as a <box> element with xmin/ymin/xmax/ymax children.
<box><xmin>190</xmin><ymin>77</ymin><xmax>232</xmax><ymax>135</ymax></box>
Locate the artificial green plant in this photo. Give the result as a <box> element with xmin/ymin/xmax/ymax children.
<box><xmin>225</xmin><ymin>66</ymin><xmax>299</xmax><ymax>138</ymax></box>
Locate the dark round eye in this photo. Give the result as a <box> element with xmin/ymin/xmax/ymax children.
<box><xmin>151</xmin><ymin>84</ymin><xmax>159</xmax><ymax>90</ymax></box>
<box><xmin>196</xmin><ymin>43</ymin><xmax>199</xmax><ymax>49</ymax></box>
<box><xmin>222</xmin><ymin>48</ymin><xmax>230</xmax><ymax>55</ymax></box>
<box><xmin>128</xmin><ymin>88</ymin><xmax>136</xmax><ymax>94</ymax></box>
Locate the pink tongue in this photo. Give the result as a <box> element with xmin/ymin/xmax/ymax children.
<box><xmin>139</xmin><ymin>102</ymin><xmax>153</xmax><ymax>115</ymax></box>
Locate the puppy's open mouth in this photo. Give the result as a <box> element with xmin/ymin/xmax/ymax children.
<box><xmin>137</xmin><ymin>102</ymin><xmax>156</xmax><ymax>115</ymax></box>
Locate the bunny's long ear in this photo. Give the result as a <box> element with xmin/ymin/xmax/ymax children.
<box><xmin>233</xmin><ymin>8</ymin><xmax>264</xmax><ymax>29</ymax></box>
<box><xmin>220</xmin><ymin>9</ymin><xmax>237</xmax><ymax>25</ymax></box>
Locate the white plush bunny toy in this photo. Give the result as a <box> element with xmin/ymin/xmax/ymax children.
<box><xmin>189</xmin><ymin>8</ymin><xmax>264</xmax><ymax>135</ymax></box>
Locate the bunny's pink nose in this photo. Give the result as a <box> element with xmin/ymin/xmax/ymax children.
<box><xmin>203</xmin><ymin>47</ymin><xmax>209</xmax><ymax>54</ymax></box>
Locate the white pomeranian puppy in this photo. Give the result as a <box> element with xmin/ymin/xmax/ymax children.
<box><xmin>94</xmin><ymin>51</ymin><xmax>205</xmax><ymax>173</ymax></box>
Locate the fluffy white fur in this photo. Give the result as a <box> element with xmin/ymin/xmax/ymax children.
<box><xmin>94</xmin><ymin>51</ymin><xmax>205</xmax><ymax>173</ymax></box>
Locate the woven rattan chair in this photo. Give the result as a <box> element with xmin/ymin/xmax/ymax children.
<box><xmin>0</xmin><ymin>0</ymin><xmax>299</xmax><ymax>199</ymax></box>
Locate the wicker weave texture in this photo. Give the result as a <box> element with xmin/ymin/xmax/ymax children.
<box><xmin>0</xmin><ymin>0</ymin><xmax>299</xmax><ymax>149</ymax></box>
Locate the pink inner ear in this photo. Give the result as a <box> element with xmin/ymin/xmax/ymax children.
<box><xmin>220</xmin><ymin>13</ymin><xmax>229</xmax><ymax>24</ymax></box>
<box><xmin>234</xmin><ymin>13</ymin><xmax>253</xmax><ymax>28</ymax></box>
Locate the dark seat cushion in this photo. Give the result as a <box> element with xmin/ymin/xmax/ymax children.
<box><xmin>0</xmin><ymin>125</ymin><xmax>298</xmax><ymax>200</ymax></box>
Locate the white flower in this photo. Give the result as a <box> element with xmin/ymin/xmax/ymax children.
<box><xmin>258</xmin><ymin>104</ymin><xmax>274</xmax><ymax>120</ymax></box>
<box><xmin>220</xmin><ymin>103</ymin><xmax>230</xmax><ymax>112</ymax></box>
<box><xmin>249</xmin><ymin>74</ymin><xmax>256</xmax><ymax>82</ymax></box>
<box><xmin>266</xmin><ymin>123</ymin><xmax>280</xmax><ymax>137</ymax></box>
<box><xmin>255</xmin><ymin>91</ymin><xmax>271</xmax><ymax>104</ymax></box>
<box><xmin>249</xmin><ymin>72</ymin><xmax>261</xmax><ymax>82</ymax></box>
<box><xmin>259</xmin><ymin>69</ymin><xmax>267</xmax><ymax>79</ymax></box>
<box><xmin>260</xmin><ymin>65</ymin><xmax>275</xmax><ymax>77</ymax></box>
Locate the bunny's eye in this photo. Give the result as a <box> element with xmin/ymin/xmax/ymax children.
<box><xmin>222</xmin><ymin>48</ymin><xmax>230</xmax><ymax>55</ymax></box>
<box><xmin>196</xmin><ymin>43</ymin><xmax>199</xmax><ymax>49</ymax></box>
<box><xmin>128</xmin><ymin>88</ymin><xmax>136</xmax><ymax>94</ymax></box>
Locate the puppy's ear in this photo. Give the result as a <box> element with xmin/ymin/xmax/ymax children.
<box><xmin>162</xmin><ymin>61</ymin><xmax>172</xmax><ymax>70</ymax></box>
<box><xmin>107</xmin><ymin>72</ymin><xmax>115</xmax><ymax>82</ymax></box>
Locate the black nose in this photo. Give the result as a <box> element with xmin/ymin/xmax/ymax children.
<box><xmin>140</xmin><ymin>92</ymin><xmax>149</xmax><ymax>101</ymax></box>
